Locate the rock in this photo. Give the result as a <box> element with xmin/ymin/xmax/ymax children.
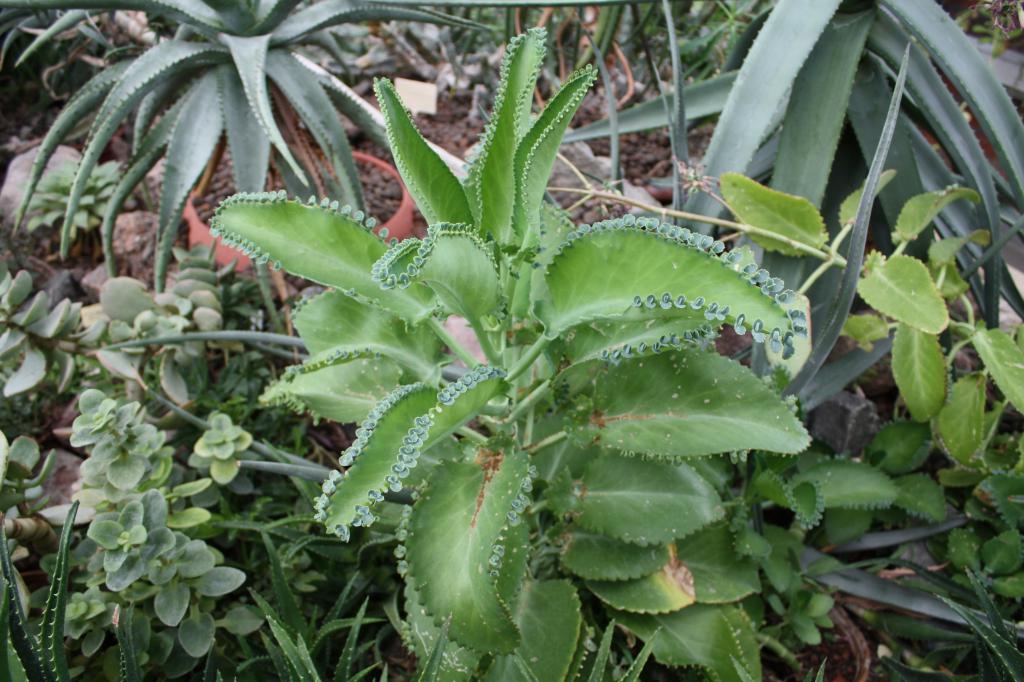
<box><xmin>112</xmin><ymin>211</ymin><xmax>157</xmax><ymax>280</ymax></box>
<box><xmin>80</xmin><ymin>265</ymin><xmax>109</xmax><ymax>301</ymax></box>
<box><xmin>42</xmin><ymin>270</ymin><xmax>83</xmax><ymax>304</ymax></box>
<box><xmin>39</xmin><ymin>449</ymin><xmax>81</xmax><ymax>507</ymax></box>
<box><xmin>550</xmin><ymin>141</ymin><xmax>662</xmax><ymax>210</ymax></box>
<box><xmin>0</xmin><ymin>145</ymin><xmax>81</xmax><ymax>227</ymax></box>
<box><xmin>808</xmin><ymin>391</ymin><xmax>880</xmax><ymax>455</ymax></box>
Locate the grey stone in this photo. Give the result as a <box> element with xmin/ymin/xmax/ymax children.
<box><xmin>112</xmin><ymin>211</ymin><xmax>157</xmax><ymax>280</ymax></box>
<box><xmin>0</xmin><ymin>145</ymin><xmax>81</xmax><ymax>227</ymax></box>
<box><xmin>39</xmin><ymin>449</ymin><xmax>81</xmax><ymax>507</ymax></box>
<box><xmin>808</xmin><ymin>390</ymin><xmax>880</xmax><ymax>455</ymax></box>
<box><xmin>80</xmin><ymin>265</ymin><xmax>109</xmax><ymax>301</ymax></box>
<box><xmin>42</xmin><ymin>270</ymin><xmax>83</xmax><ymax>304</ymax></box>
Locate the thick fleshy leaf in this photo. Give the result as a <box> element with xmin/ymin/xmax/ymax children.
<box><xmin>210</xmin><ymin>193</ymin><xmax>433</xmax><ymax>321</ymax></box>
<box><xmin>568</xmin><ymin>351</ymin><xmax>810</xmax><ymax>459</ymax></box>
<box><xmin>587</xmin><ymin>561</ymin><xmax>695</xmax><ymax>614</ymax></box>
<box><xmin>3</xmin><ymin>348</ymin><xmax>46</xmax><ymax>397</ymax></box>
<box><xmin>893</xmin><ymin>187</ymin><xmax>980</xmax><ymax>243</ymax></box>
<box><xmin>858</xmin><ymin>253</ymin><xmax>949</xmax><ymax>333</ymax></box>
<box><xmin>615</xmin><ymin>604</ymin><xmax>761</xmax><ymax>682</ymax></box>
<box><xmin>791</xmin><ymin>460</ymin><xmax>897</xmax><ymax>510</ymax></box>
<box><xmin>893</xmin><ymin>474</ymin><xmax>945</xmax><ymax>522</ymax></box>
<box><xmin>556</xmin><ymin>457</ymin><xmax>723</xmax><ymax>546</ymax></box>
<box><xmin>315</xmin><ymin>366</ymin><xmax>508</xmax><ymax>537</ymax></box>
<box><xmin>971</xmin><ymin>328</ymin><xmax>1024</xmax><ymax>411</ymax></box>
<box><xmin>535</xmin><ymin>217</ymin><xmax>801</xmax><ymax>357</ymax></box>
<box><xmin>403</xmin><ymin>577</ymin><xmax>480</xmax><ymax>681</ymax></box>
<box><xmin>938</xmin><ymin>374</ymin><xmax>987</xmax><ymax>465</ymax></box>
<box><xmin>219</xmin><ymin>67</ymin><xmax>270</xmax><ymax>193</ymax></box>
<box><xmin>484</xmin><ymin>580</ymin><xmax>581</xmax><ymax>682</ymax></box>
<box><xmin>294</xmin><ymin>289</ymin><xmax>443</xmax><ymax>382</ymax></box>
<box><xmin>405</xmin><ymin>450</ymin><xmax>531</xmax><ymax>653</ymax></box>
<box><xmin>892</xmin><ymin>324</ymin><xmax>946</xmax><ymax>422</ymax></box>
<box><xmin>867</xmin><ymin>421</ymin><xmax>931</xmax><ymax>476</ymax></box>
<box><xmin>465</xmin><ymin>28</ymin><xmax>545</xmax><ymax>237</ymax></box>
<box><xmin>676</xmin><ymin>524</ymin><xmax>759</xmax><ymax>603</ymax></box>
<box><xmin>373</xmin><ymin>78</ymin><xmax>472</xmax><ymax>226</ymax></box>
<box><xmin>560</xmin><ymin>531</ymin><xmax>669</xmax><ymax>582</ymax></box>
<box><xmin>372</xmin><ymin>224</ymin><xmax>501</xmax><ymax>323</ymax></box>
<box><xmin>720</xmin><ymin>173</ymin><xmax>827</xmax><ymax>256</ymax></box>
<box><xmin>260</xmin><ymin>356</ymin><xmax>401</xmax><ymax>423</ymax></box>
<box><xmin>511</xmin><ymin>64</ymin><xmax>597</xmax><ymax>244</ymax></box>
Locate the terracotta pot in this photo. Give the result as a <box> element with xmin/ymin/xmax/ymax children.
<box><xmin>352</xmin><ymin>150</ymin><xmax>416</xmax><ymax>241</ymax></box>
<box><xmin>185</xmin><ymin>151</ymin><xmax>416</xmax><ymax>269</ymax></box>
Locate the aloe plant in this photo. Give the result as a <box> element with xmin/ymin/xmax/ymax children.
<box><xmin>210</xmin><ymin>30</ymin><xmax>810</xmax><ymax>679</ymax></box>
<box><xmin>0</xmin><ymin>0</ymin><xmax>475</xmax><ymax>290</ymax></box>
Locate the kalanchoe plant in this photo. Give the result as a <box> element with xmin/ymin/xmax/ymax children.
<box><xmin>24</xmin><ymin>159</ymin><xmax>120</xmax><ymax>238</ymax></box>
<box><xmin>1</xmin><ymin>0</ymin><xmax>476</xmax><ymax>289</ymax></box>
<box><xmin>190</xmin><ymin>412</ymin><xmax>252</xmax><ymax>484</ymax></box>
<box><xmin>211</xmin><ymin>31</ymin><xmax>811</xmax><ymax>679</ymax></box>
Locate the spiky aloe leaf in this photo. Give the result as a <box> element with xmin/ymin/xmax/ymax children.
<box><xmin>615</xmin><ymin>604</ymin><xmax>761</xmax><ymax>682</ymax></box>
<box><xmin>219</xmin><ymin>66</ymin><xmax>270</xmax><ymax>193</ymax></box>
<box><xmin>791</xmin><ymin>460</ymin><xmax>897</xmax><ymax>510</ymax></box>
<box><xmin>261</xmin><ymin>355</ymin><xmax>402</xmax><ymax>423</ymax></box>
<box><xmin>405</xmin><ymin>449</ymin><xmax>532</xmax><ymax>653</ymax></box>
<box><xmin>294</xmin><ymin>290</ymin><xmax>444</xmax><ymax>382</ymax></box>
<box><xmin>560</xmin><ymin>531</ymin><xmax>670</xmax><ymax>582</ymax></box>
<box><xmin>373</xmin><ymin>78</ymin><xmax>473</xmax><ymax>226</ymax></box>
<box><xmin>372</xmin><ymin>224</ymin><xmax>502</xmax><ymax>323</ymax></box>
<box><xmin>535</xmin><ymin>217</ymin><xmax>802</xmax><ymax>357</ymax></box>
<box><xmin>40</xmin><ymin>502</ymin><xmax>79</xmax><ymax>681</ymax></box>
<box><xmin>552</xmin><ymin>457</ymin><xmax>723</xmax><ymax>546</ymax></box>
<box><xmin>210</xmin><ymin>193</ymin><xmax>433</xmax><ymax>322</ymax></box>
<box><xmin>566</xmin><ymin>351</ymin><xmax>809</xmax><ymax>459</ymax></box>
<box><xmin>511</xmin><ymin>65</ymin><xmax>597</xmax><ymax>245</ymax></box>
<box><xmin>315</xmin><ymin>367</ymin><xmax>508</xmax><ymax>538</ymax></box>
<box><xmin>484</xmin><ymin>580</ymin><xmax>581</xmax><ymax>682</ymax></box>
<box><xmin>465</xmin><ymin>28</ymin><xmax>545</xmax><ymax>237</ymax></box>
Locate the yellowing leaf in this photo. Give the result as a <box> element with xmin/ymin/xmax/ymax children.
<box><xmin>720</xmin><ymin>173</ymin><xmax>826</xmax><ymax>256</ymax></box>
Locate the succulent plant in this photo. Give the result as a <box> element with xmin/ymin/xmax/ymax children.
<box><xmin>24</xmin><ymin>160</ymin><xmax>120</xmax><ymax>239</ymax></box>
<box><xmin>190</xmin><ymin>412</ymin><xmax>252</xmax><ymax>484</ymax></box>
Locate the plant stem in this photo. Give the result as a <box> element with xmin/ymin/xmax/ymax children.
<box><xmin>547</xmin><ymin>186</ymin><xmax>846</xmax><ymax>266</ymax></box>
<box><xmin>507</xmin><ymin>336</ymin><xmax>551</xmax><ymax>382</ymax></box>
<box><xmin>468</xmin><ymin>317</ymin><xmax>502</xmax><ymax>367</ymax></box>
<box><xmin>526</xmin><ymin>430</ymin><xmax>567</xmax><ymax>453</ymax></box>
<box><xmin>507</xmin><ymin>380</ymin><xmax>552</xmax><ymax>424</ymax></box>
<box><xmin>755</xmin><ymin>633</ymin><xmax>801</xmax><ymax>672</ymax></box>
<box><xmin>427</xmin><ymin>317</ymin><xmax>481</xmax><ymax>367</ymax></box>
<box><xmin>102</xmin><ymin>330</ymin><xmax>305</xmax><ymax>351</ymax></box>
<box><xmin>798</xmin><ymin>222</ymin><xmax>854</xmax><ymax>295</ymax></box>
<box><xmin>457</xmin><ymin>426</ymin><xmax>489</xmax><ymax>445</ymax></box>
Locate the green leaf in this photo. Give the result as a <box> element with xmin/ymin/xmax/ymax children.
<box><xmin>858</xmin><ymin>253</ymin><xmax>949</xmax><ymax>333</ymax></box>
<box><xmin>167</xmin><ymin>507</ymin><xmax>211</xmax><ymax>529</ymax></box>
<box><xmin>791</xmin><ymin>460</ymin><xmax>898</xmax><ymax>510</ymax></box>
<box><xmin>893</xmin><ymin>474</ymin><xmax>946</xmax><ymax>522</ymax></box>
<box><xmin>3</xmin><ymin>348</ymin><xmax>46</xmax><ymax>398</ymax></box>
<box><xmin>511</xmin><ymin>65</ymin><xmax>597</xmax><ymax>244</ymax></box>
<box><xmin>971</xmin><ymin>328</ymin><xmax>1024</xmax><ymax>412</ymax></box>
<box><xmin>210</xmin><ymin>193</ymin><xmax>433</xmax><ymax>322</ymax></box>
<box><xmin>195</xmin><ymin>567</ymin><xmax>246</xmax><ymax>597</ymax></box>
<box><xmin>980</xmin><ymin>474</ymin><xmax>1024</xmax><ymax>528</ymax></box>
<box><xmin>535</xmin><ymin>217</ymin><xmax>798</xmax><ymax>351</ymax></box>
<box><xmin>786</xmin><ymin>480</ymin><xmax>824</xmax><ymax>529</ymax></box>
<box><xmin>220</xmin><ymin>605</ymin><xmax>264</xmax><ymax>636</ymax></box>
<box><xmin>587</xmin><ymin>561</ymin><xmax>695</xmax><ymax>614</ymax></box>
<box><xmin>372</xmin><ymin>224</ymin><xmax>501</xmax><ymax>323</ymax></box>
<box><xmin>615</xmin><ymin>604</ymin><xmax>761</xmax><ymax>682</ymax></box>
<box><xmin>260</xmin><ymin>356</ymin><xmax>402</xmax><ymax>424</ymax></box>
<box><xmin>982</xmin><ymin>531</ymin><xmax>1023</xmax><ymax>576</ymax></box>
<box><xmin>674</xmin><ymin>524</ymin><xmax>760</xmax><ymax>603</ymax></box>
<box><xmin>892</xmin><ymin>324</ymin><xmax>946</xmax><ymax>422</ymax></box>
<box><xmin>569</xmin><ymin>351</ymin><xmax>810</xmax><ymax>459</ymax></box>
<box><xmin>209</xmin><ymin>458</ymin><xmax>239</xmax><ymax>485</ymax></box>
<box><xmin>373</xmin><ymin>78</ymin><xmax>473</xmax><ymax>226</ymax></box>
<box><xmin>560</xmin><ymin>531</ymin><xmax>669</xmax><ymax>582</ymax></box>
<box><xmin>485</xmin><ymin>580</ymin><xmax>581</xmax><ymax>682</ymax></box>
<box><xmin>466</xmin><ymin>28</ymin><xmax>545</xmax><ymax>239</ymax></box>
<box><xmin>293</xmin><ymin>289</ymin><xmax>443</xmax><ymax>382</ymax></box>
<box><xmin>219</xmin><ymin>67</ymin><xmax>269</xmax><ymax>193</ymax></box>
<box><xmin>316</xmin><ymin>367</ymin><xmax>508</xmax><ymax>537</ymax></box>
<box><xmin>403</xmin><ymin>578</ymin><xmax>480</xmax><ymax>681</ymax></box>
<box><xmin>178</xmin><ymin>612</ymin><xmax>216</xmax><ymax>658</ymax></box>
<box><xmin>154</xmin><ymin>583</ymin><xmax>190</xmax><ymax>627</ymax></box>
<box><xmin>893</xmin><ymin>187</ymin><xmax>980</xmax><ymax>243</ymax></box>
<box><xmin>841</xmin><ymin>313</ymin><xmax>890</xmax><ymax>352</ymax></box>
<box><xmin>938</xmin><ymin>374</ymin><xmax>987</xmax><ymax>465</ymax></box>
<box><xmin>720</xmin><ymin>173</ymin><xmax>827</xmax><ymax>256</ymax></box>
<box><xmin>947</xmin><ymin>528</ymin><xmax>981</xmax><ymax>571</ymax></box>
<box><xmin>405</xmin><ymin>450</ymin><xmax>532</xmax><ymax>653</ymax></box>
<box><xmin>564</xmin><ymin>457</ymin><xmax>723</xmax><ymax>546</ymax></box>
<box><xmin>866</xmin><ymin>421</ymin><xmax>931</xmax><ymax>476</ymax></box>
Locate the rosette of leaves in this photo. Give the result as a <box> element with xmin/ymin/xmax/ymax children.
<box><xmin>190</xmin><ymin>412</ymin><xmax>252</xmax><ymax>484</ymax></box>
<box><xmin>212</xmin><ymin>31</ymin><xmax>811</xmax><ymax>679</ymax></box>
<box><xmin>4</xmin><ymin>0</ymin><xmax>477</xmax><ymax>289</ymax></box>
<box><xmin>64</xmin><ymin>586</ymin><xmax>115</xmax><ymax>657</ymax></box>
<box><xmin>24</xmin><ymin>160</ymin><xmax>119</xmax><ymax>239</ymax></box>
<box><xmin>0</xmin><ymin>263</ymin><xmax>88</xmax><ymax>397</ymax></box>
<box><xmin>99</xmin><ymin>245</ymin><xmax>225</xmax><ymax>402</ymax></box>
<box><xmin>70</xmin><ymin>389</ymin><xmax>172</xmax><ymax>505</ymax></box>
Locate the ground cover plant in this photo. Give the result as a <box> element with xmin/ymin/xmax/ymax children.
<box><xmin>1</xmin><ymin>1</ymin><xmax>1024</xmax><ymax>680</ymax></box>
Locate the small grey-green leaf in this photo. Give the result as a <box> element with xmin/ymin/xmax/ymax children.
<box><xmin>154</xmin><ymin>583</ymin><xmax>190</xmax><ymax>627</ymax></box>
<box><xmin>178</xmin><ymin>612</ymin><xmax>216</xmax><ymax>658</ymax></box>
<box><xmin>194</xmin><ymin>566</ymin><xmax>245</xmax><ymax>596</ymax></box>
